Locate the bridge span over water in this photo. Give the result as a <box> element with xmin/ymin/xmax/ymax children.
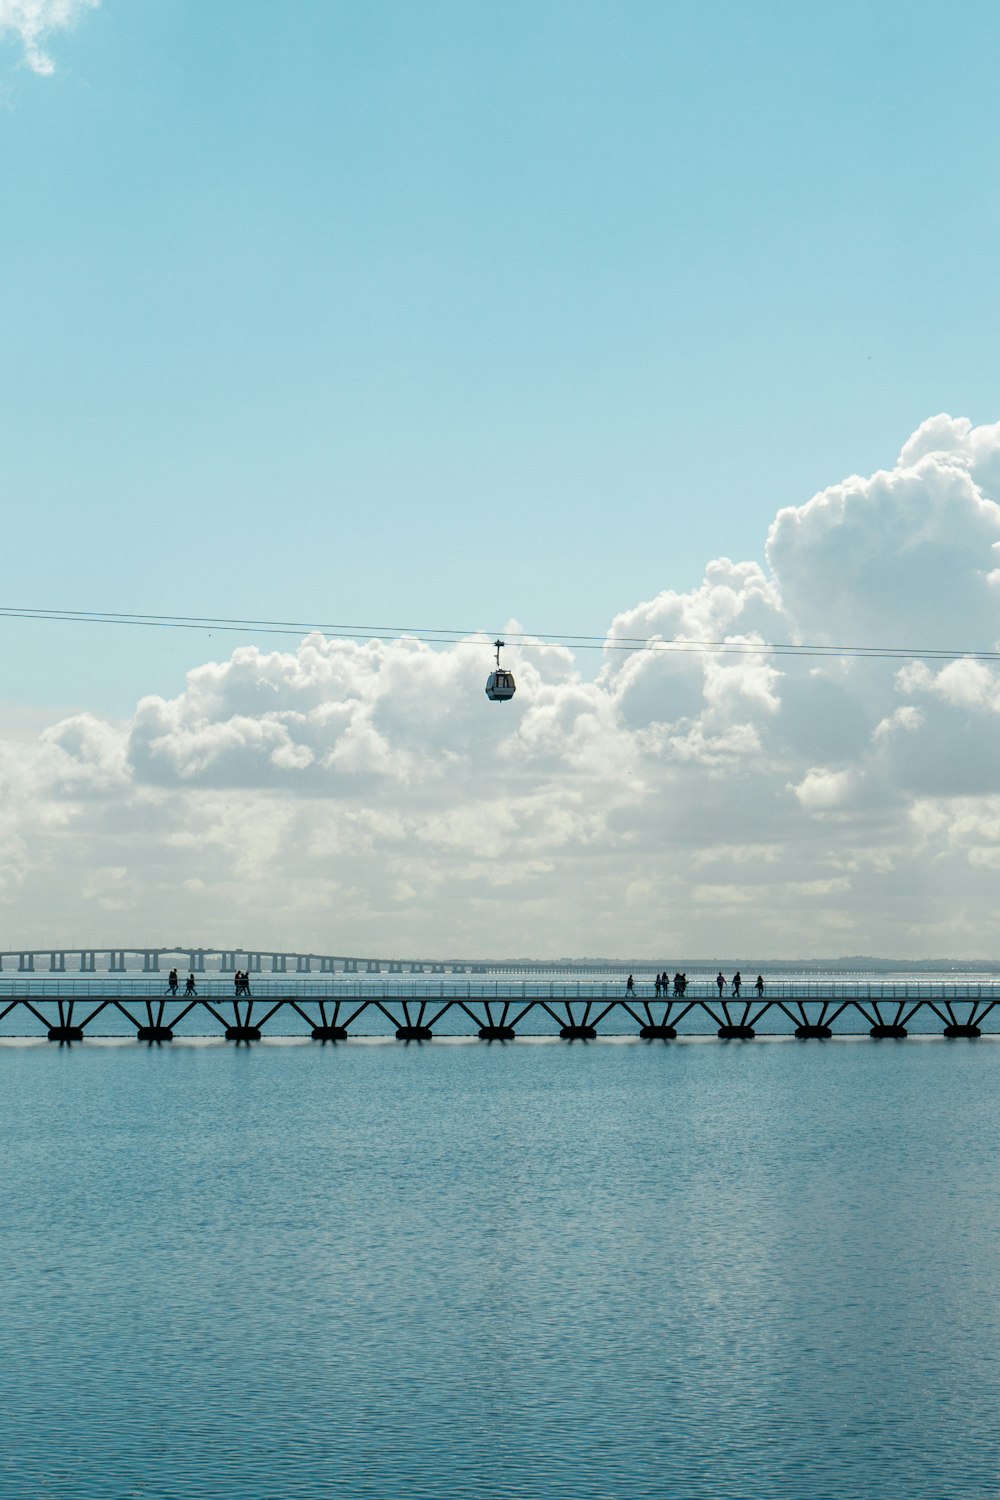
<box><xmin>1</xmin><ymin>977</ymin><xmax>997</xmax><ymax>1042</ymax></box>
<box><xmin>0</xmin><ymin>946</ymin><xmax>628</xmax><ymax>976</ymax></box>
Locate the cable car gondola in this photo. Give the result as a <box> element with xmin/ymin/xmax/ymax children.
<box><xmin>485</xmin><ymin>638</ymin><xmax>516</xmax><ymax>702</ymax></box>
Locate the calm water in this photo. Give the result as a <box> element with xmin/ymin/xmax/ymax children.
<box><xmin>2</xmin><ymin>1036</ymin><xmax>998</xmax><ymax>1499</ymax></box>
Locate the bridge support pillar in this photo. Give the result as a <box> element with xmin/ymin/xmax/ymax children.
<box><xmin>943</xmin><ymin>1024</ymin><xmax>981</xmax><ymax>1038</ymax></box>
<box><xmin>49</xmin><ymin>952</ymin><xmax>66</xmax><ymax>973</ymax></box>
<box><xmin>187</xmin><ymin>951</ymin><xmax>205</xmax><ymax>973</ymax></box>
<box><xmin>225</xmin><ymin>1026</ymin><xmax>262</xmax><ymax>1041</ymax></box>
<box><xmin>870</xmin><ymin>1025</ymin><xmax>907</xmax><ymax>1039</ymax></box>
<box><xmin>639</xmin><ymin>1025</ymin><xmax>677</xmax><ymax>1040</ymax></box>
<box><xmin>247</xmin><ymin>953</ymin><xmax>262</xmax><ymax>972</ymax></box>
<box><xmin>479</xmin><ymin>1025</ymin><xmax>516</xmax><ymax>1040</ymax></box>
<box><xmin>296</xmin><ymin>956</ymin><xmax>312</xmax><ymax>974</ymax></box>
<box><xmin>271</xmin><ymin>955</ymin><xmax>287</xmax><ymax>973</ymax></box>
<box><xmin>366</xmin><ymin>961</ymin><xmax>381</xmax><ymax>974</ymax></box>
<box><xmin>320</xmin><ymin>957</ymin><xmax>335</xmax><ymax>973</ymax></box>
<box><xmin>137</xmin><ymin>1026</ymin><xmax>174</xmax><ymax>1042</ymax></box>
<box><xmin>18</xmin><ymin>953</ymin><xmax>34</xmax><ymax>973</ymax></box>
<box><xmin>47</xmin><ymin>1026</ymin><xmax>84</xmax><ymax>1042</ymax></box>
<box><xmin>718</xmin><ymin>1025</ymin><xmax>756</xmax><ymax>1039</ymax></box>
<box><xmin>795</xmin><ymin>1025</ymin><xmax>832</xmax><ymax>1039</ymax></box>
<box><xmin>312</xmin><ymin>1025</ymin><xmax>349</xmax><ymax>1041</ymax></box>
<box><xmin>80</xmin><ymin>951</ymin><xmax>96</xmax><ymax>972</ymax></box>
<box><xmin>560</xmin><ymin>1025</ymin><xmax>597</xmax><ymax>1040</ymax></box>
<box><xmin>343</xmin><ymin>959</ymin><xmax>357</xmax><ymax>974</ymax></box>
<box><xmin>395</xmin><ymin>1025</ymin><xmax>433</xmax><ymax>1041</ymax></box>
<box><xmin>109</xmin><ymin>950</ymin><xmax>127</xmax><ymax>972</ymax></box>
<box><xmin>142</xmin><ymin>951</ymin><xmax>160</xmax><ymax>972</ymax></box>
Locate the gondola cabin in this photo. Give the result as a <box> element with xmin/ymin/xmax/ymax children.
<box><xmin>485</xmin><ymin>638</ymin><xmax>516</xmax><ymax>702</ymax></box>
<box><xmin>485</xmin><ymin>668</ymin><xmax>516</xmax><ymax>702</ymax></box>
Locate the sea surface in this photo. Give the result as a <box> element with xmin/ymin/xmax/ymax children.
<box><xmin>2</xmin><ymin>1034</ymin><xmax>999</xmax><ymax>1499</ymax></box>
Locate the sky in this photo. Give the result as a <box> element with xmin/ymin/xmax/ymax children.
<box><xmin>1</xmin><ymin>0</ymin><xmax>1000</xmax><ymax>959</ymax></box>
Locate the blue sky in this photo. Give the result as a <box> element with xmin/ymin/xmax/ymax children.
<box><xmin>4</xmin><ymin>2</ymin><xmax>1000</xmax><ymax>958</ymax></box>
<box><xmin>3</xmin><ymin>0</ymin><xmax>999</xmax><ymax>712</ymax></box>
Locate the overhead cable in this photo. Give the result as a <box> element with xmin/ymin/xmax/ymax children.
<box><xmin>0</xmin><ymin>604</ymin><xmax>997</xmax><ymax>663</ymax></box>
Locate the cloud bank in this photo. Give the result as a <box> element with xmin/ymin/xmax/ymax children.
<box><xmin>0</xmin><ymin>0</ymin><xmax>98</xmax><ymax>75</ymax></box>
<box><xmin>5</xmin><ymin>413</ymin><xmax>1000</xmax><ymax>957</ymax></box>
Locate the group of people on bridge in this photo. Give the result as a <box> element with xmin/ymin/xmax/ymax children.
<box><xmin>715</xmin><ymin>971</ymin><xmax>765</xmax><ymax>997</ymax></box>
<box><xmin>624</xmin><ymin>971</ymin><xmax>766</xmax><ymax>998</ymax></box>
<box><xmin>166</xmin><ymin>969</ymin><xmax>198</xmax><ymax>996</ymax></box>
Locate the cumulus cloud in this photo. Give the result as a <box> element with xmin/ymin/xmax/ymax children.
<box><xmin>0</xmin><ymin>0</ymin><xmax>98</xmax><ymax>75</ymax></box>
<box><xmin>4</xmin><ymin>413</ymin><xmax>1000</xmax><ymax>957</ymax></box>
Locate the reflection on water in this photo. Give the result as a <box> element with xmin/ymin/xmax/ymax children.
<box><xmin>1</xmin><ymin>1038</ymin><xmax>997</xmax><ymax>1498</ymax></box>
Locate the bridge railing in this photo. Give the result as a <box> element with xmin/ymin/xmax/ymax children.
<box><xmin>0</xmin><ymin>978</ymin><xmax>997</xmax><ymax>1002</ymax></box>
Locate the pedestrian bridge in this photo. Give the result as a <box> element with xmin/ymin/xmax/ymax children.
<box><xmin>1</xmin><ymin>977</ymin><xmax>996</xmax><ymax>1042</ymax></box>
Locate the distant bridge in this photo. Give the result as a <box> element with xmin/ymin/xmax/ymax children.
<box><xmin>0</xmin><ymin>947</ymin><xmax>602</xmax><ymax>976</ymax></box>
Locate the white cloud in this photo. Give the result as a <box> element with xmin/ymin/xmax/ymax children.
<box><xmin>5</xmin><ymin>413</ymin><xmax>1000</xmax><ymax>957</ymax></box>
<box><xmin>0</xmin><ymin>0</ymin><xmax>98</xmax><ymax>75</ymax></box>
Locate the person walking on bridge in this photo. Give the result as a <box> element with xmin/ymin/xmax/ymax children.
<box><xmin>166</xmin><ymin>968</ymin><xmax>178</xmax><ymax>996</ymax></box>
<box><xmin>732</xmin><ymin>971</ymin><xmax>742</xmax><ymax>997</ymax></box>
<box><xmin>716</xmin><ymin>971</ymin><xmax>726</xmax><ymax>997</ymax></box>
<box><xmin>185</xmin><ymin>973</ymin><xmax>197</xmax><ymax>996</ymax></box>
<box><xmin>626</xmin><ymin>973</ymin><xmax>635</xmax><ymax>996</ymax></box>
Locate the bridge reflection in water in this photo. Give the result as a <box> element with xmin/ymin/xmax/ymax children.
<box><xmin>0</xmin><ymin>979</ymin><xmax>996</xmax><ymax>1042</ymax></box>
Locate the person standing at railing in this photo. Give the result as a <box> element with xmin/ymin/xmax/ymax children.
<box><xmin>755</xmin><ymin>974</ymin><xmax>765</xmax><ymax>997</ymax></box>
<box><xmin>167</xmin><ymin>968</ymin><xmax>178</xmax><ymax>995</ymax></box>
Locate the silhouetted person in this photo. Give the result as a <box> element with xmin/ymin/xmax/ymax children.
<box><xmin>673</xmin><ymin>972</ymin><xmax>682</xmax><ymax>997</ymax></box>
<box><xmin>716</xmin><ymin>972</ymin><xmax>726</xmax><ymax>997</ymax></box>
<box><xmin>680</xmin><ymin>972</ymin><xmax>688</xmax><ymax>995</ymax></box>
<box><xmin>732</xmin><ymin>971</ymin><xmax>742</xmax><ymax>997</ymax></box>
<box><xmin>654</xmin><ymin>973</ymin><xmax>662</xmax><ymax>998</ymax></box>
<box><xmin>167</xmin><ymin>968</ymin><xmax>178</xmax><ymax>996</ymax></box>
<box><xmin>233</xmin><ymin>970</ymin><xmax>241</xmax><ymax>996</ymax></box>
<box><xmin>626</xmin><ymin>973</ymin><xmax>635</xmax><ymax>996</ymax></box>
<box><xmin>241</xmin><ymin>971</ymin><xmax>252</xmax><ymax>997</ymax></box>
<box><xmin>185</xmin><ymin>973</ymin><xmax>197</xmax><ymax>996</ymax></box>
<box><xmin>755</xmin><ymin>974</ymin><xmax>765</xmax><ymax>997</ymax></box>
